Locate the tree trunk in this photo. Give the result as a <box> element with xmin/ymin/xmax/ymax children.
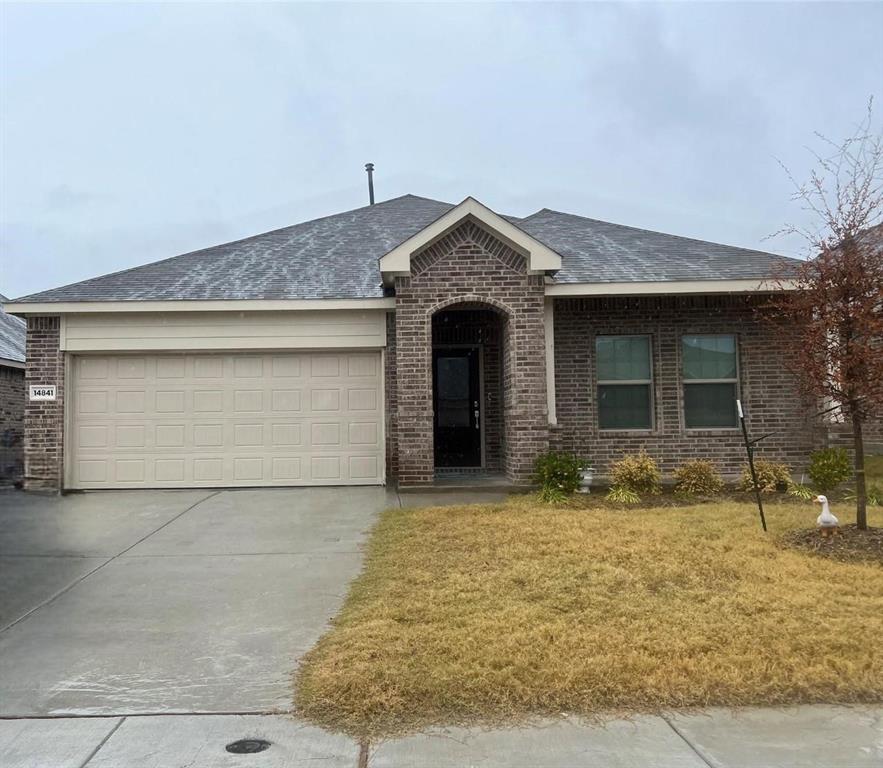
<box><xmin>851</xmin><ymin>409</ymin><xmax>867</xmax><ymax>530</ymax></box>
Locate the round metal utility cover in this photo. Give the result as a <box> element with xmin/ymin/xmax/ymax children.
<box><xmin>225</xmin><ymin>738</ymin><xmax>272</xmax><ymax>754</ymax></box>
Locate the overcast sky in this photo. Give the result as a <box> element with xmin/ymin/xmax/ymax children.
<box><xmin>1</xmin><ymin>2</ymin><xmax>881</xmax><ymax>299</ymax></box>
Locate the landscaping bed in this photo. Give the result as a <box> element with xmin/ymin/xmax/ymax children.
<box><xmin>294</xmin><ymin>496</ymin><xmax>883</xmax><ymax>737</ymax></box>
<box><xmin>782</xmin><ymin>524</ymin><xmax>883</xmax><ymax>564</ymax></box>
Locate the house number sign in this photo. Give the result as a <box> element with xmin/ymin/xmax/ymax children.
<box><xmin>29</xmin><ymin>385</ymin><xmax>57</xmax><ymax>401</ymax></box>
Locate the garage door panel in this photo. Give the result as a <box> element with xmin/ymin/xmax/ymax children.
<box><xmin>70</xmin><ymin>352</ymin><xmax>383</xmax><ymax>488</ymax></box>
<box><xmin>271</xmin><ymin>457</ymin><xmax>301</xmax><ymax>481</ymax></box>
<box><xmin>350</xmin><ymin>456</ymin><xmax>379</xmax><ymax>480</ymax></box>
<box><xmin>116</xmin><ymin>458</ymin><xmax>146</xmax><ymax>483</ymax></box>
<box><xmin>271</xmin><ymin>389</ymin><xmax>302</xmax><ymax>412</ymax></box>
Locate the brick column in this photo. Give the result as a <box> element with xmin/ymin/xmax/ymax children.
<box><xmin>384</xmin><ymin>312</ymin><xmax>399</xmax><ymax>484</ymax></box>
<box><xmin>394</xmin><ymin>282</ymin><xmax>435</xmax><ymax>486</ymax></box>
<box><xmin>502</xmin><ymin>292</ymin><xmax>550</xmax><ymax>482</ymax></box>
<box><xmin>24</xmin><ymin>316</ymin><xmax>65</xmax><ymax>491</ymax></box>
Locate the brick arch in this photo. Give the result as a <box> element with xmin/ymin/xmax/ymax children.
<box><xmin>426</xmin><ymin>294</ymin><xmax>515</xmax><ymax>319</ymax></box>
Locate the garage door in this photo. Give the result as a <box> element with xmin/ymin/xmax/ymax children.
<box><xmin>69</xmin><ymin>352</ymin><xmax>384</xmax><ymax>488</ymax></box>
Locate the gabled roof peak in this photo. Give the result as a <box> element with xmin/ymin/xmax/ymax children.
<box><xmin>378</xmin><ymin>196</ymin><xmax>562</xmax><ymax>284</ymax></box>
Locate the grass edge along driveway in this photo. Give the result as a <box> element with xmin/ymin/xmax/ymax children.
<box><xmin>294</xmin><ymin>497</ymin><xmax>883</xmax><ymax>738</ymax></box>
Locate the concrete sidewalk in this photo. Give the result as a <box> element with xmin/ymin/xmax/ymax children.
<box><xmin>1</xmin><ymin>705</ymin><xmax>880</xmax><ymax>767</ymax></box>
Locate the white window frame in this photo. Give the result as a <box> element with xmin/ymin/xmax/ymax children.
<box><xmin>681</xmin><ymin>333</ymin><xmax>740</xmax><ymax>430</ymax></box>
<box><xmin>596</xmin><ymin>333</ymin><xmax>654</xmax><ymax>432</ymax></box>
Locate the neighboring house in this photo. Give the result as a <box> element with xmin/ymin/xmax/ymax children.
<box><xmin>5</xmin><ymin>195</ymin><xmax>813</xmax><ymax>491</ymax></box>
<box><xmin>816</xmin><ymin>223</ymin><xmax>883</xmax><ymax>455</ymax></box>
<box><xmin>0</xmin><ymin>293</ymin><xmax>26</xmax><ymax>486</ymax></box>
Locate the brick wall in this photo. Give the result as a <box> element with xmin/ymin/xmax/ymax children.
<box><xmin>24</xmin><ymin>317</ymin><xmax>65</xmax><ymax>491</ymax></box>
<box><xmin>392</xmin><ymin>220</ymin><xmax>548</xmax><ymax>486</ymax></box>
<box><xmin>0</xmin><ymin>364</ymin><xmax>25</xmax><ymax>485</ymax></box>
<box><xmin>550</xmin><ymin>295</ymin><xmax>815</xmax><ymax>477</ymax></box>
<box><xmin>821</xmin><ymin>418</ymin><xmax>883</xmax><ymax>455</ymax></box>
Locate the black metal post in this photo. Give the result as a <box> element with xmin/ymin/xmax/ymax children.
<box><xmin>737</xmin><ymin>399</ymin><xmax>767</xmax><ymax>532</ymax></box>
<box><xmin>365</xmin><ymin>163</ymin><xmax>375</xmax><ymax>205</ymax></box>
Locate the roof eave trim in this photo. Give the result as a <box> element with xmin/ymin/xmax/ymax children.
<box><xmin>378</xmin><ymin>197</ymin><xmax>562</xmax><ymax>285</ymax></box>
<box><xmin>545</xmin><ymin>278</ymin><xmax>799</xmax><ymax>297</ymax></box>
<box><xmin>0</xmin><ymin>357</ymin><xmax>25</xmax><ymax>369</ymax></box>
<box><xmin>3</xmin><ymin>297</ymin><xmax>396</xmax><ymax>315</ymax></box>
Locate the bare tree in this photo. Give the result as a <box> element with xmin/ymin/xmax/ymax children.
<box><xmin>771</xmin><ymin>99</ymin><xmax>883</xmax><ymax>530</ymax></box>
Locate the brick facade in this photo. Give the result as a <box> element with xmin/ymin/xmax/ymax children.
<box><xmin>0</xmin><ymin>364</ymin><xmax>25</xmax><ymax>485</ymax></box>
<box><xmin>391</xmin><ymin>220</ymin><xmax>549</xmax><ymax>486</ymax></box>
<box><xmin>549</xmin><ymin>295</ymin><xmax>816</xmax><ymax>477</ymax></box>
<box><xmin>23</xmin><ymin>316</ymin><xmax>65</xmax><ymax>491</ymax></box>
<box><xmin>21</xmin><ymin>273</ymin><xmax>849</xmax><ymax>492</ymax></box>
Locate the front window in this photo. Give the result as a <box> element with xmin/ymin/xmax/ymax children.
<box><xmin>596</xmin><ymin>335</ymin><xmax>653</xmax><ymax>430</ymax></box>
<box><xmin>682</xmin><ymin>335</ymin><xmax>739</xmax><ymax>428</ymax></box>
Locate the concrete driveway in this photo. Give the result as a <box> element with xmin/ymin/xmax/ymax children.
<box><xmin>0</xmin><ymin>487</ymin><xmax>395</xmax><ymax>716</ymax></box>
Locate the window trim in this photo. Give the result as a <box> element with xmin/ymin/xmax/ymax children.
<box><xmin>681</xmin><ymin>333</ymin><xmax>741</xmax><ymax>431</ymax></box>
<box><xmin>596</xmin><ymin>333</ymin><xmax>655</xmax><ymax>432</ymax></box>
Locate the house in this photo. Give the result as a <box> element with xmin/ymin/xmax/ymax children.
<box><xmin>0</xmin><ymin>293</ymin><xmax>26</xmax><ymax>486</ymax></box>
<box><xmin>4</xmin><ymin>195</ymin><xmax>813</xmax><ymax>492</ymax></box>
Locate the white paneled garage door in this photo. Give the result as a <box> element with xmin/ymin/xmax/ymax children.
<box><xmin>68</xmin><ymin>351</ymin><xmax>384</xmax><ymax>488</ymax></box>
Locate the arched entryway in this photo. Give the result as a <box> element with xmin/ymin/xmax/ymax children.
<box><xmin>431</xmin><ymin>303</ymin><xmax>508</xmax><ymax>474</ymax></box>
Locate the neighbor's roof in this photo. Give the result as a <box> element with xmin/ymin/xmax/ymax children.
<box><xmin>10</xmin><ymin>194</ymin><xmax>799</xmax><ymax>303</ymax></box>
<box><xmin>0</xmin><ymin>294</ymin><xmax>26</xmax><ymax>363</ymax></box>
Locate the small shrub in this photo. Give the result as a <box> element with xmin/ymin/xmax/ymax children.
<box><xmin>788</xmin><ymin>483</ymin><xmax>816</xmax><ymax>501</ymax></box>
<box><xmin>609</xmin><ymin>450</ymin><xmax>661</xmax><ymax>495</ymax></box>
<box><xmin>739</xmin><ymin>458</ymin><xmax>791</xmax><ymax>493</ymax></box>
<box><xmin>605</xmin><ymin>485</ymin><xmax>641</xmax><ymax>504</ymax></box>
<box><xmin>674</xmin><ymin>459</ymin><xmax>724</xmax><ymax>497</ymax></box>
<box><xmin>846</xmin><ymin>484</ymin><xmax>883</xmax><ymax>507</ymax></box>
<box><xmin>807</xmin><ymin>448</ymin><xmax>853</xmax><ymax>493</ymax></box>
<box><xmin>532</xmin><ymin>451</ymin><xmax>583</xmax><ymax>503</ymax></box>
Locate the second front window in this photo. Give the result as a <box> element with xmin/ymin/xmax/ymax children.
<box><xmin>596</xmin><ymin>335</ymin><xmax>653</xmax><ymax>430</ymax></box>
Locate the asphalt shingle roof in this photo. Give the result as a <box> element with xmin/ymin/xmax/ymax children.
<box><xmin>11</xmin><ymin>194</ymin><xmax>799</xmax><ymax>304</ymax></box>
<box><xmin>517</xmin><ymin>209</ymin><xmax>798</xmax><ymax>283</ymax></box>
<box><xmin>0</xmin><ymin>294</ymin><xmax>26</xmax><ymax>363</ymax></box>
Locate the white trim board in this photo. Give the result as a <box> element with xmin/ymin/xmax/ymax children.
<box><xmin>545</xmin><ymin>279</ymin><xmax>798</xmax><ymax>296</ymax></box>
<box><xmin>60</xmin><ymin>309</ymin><xmax>387</xmax><ymax>352</ymax></box>
<box><xmin>3</xmin><ymin>298</ymin><xmax>396</xmax><ymax>315</ymax></box>
<box><xmin>544</xmin><ymin>298</ymin><xmax>557</xmax><ymax>426</ymax></box>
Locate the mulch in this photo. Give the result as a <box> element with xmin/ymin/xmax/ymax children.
<box><xmin>781</xmin><ymin>524</ymin><xmax>883</xmax><ymax>564</ymax></box>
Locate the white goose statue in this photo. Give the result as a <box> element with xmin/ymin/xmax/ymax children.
<box><xmin>814</xmin><ymin>494</ymin><xmax>839</xmax><ymax>537</ymax></box>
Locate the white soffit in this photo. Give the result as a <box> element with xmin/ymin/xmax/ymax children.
<box><xmin>379</xmin><ymin>197</ymin><xmax>562</xmax><ymax>284</ymax></box>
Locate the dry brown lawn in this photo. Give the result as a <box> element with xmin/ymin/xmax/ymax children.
<box><xmin>294</xmin><ymin>496</ymin><xmax>883</xmax><ymax>738</ymax></box>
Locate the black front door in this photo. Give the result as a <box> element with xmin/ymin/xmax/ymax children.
<box><xmin>433</xmin><ymin>347</ymin><xmax>481</xmax><ymax>467</ymax></box>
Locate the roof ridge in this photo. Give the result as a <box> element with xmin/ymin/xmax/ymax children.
<box><xmin>396</xmin><ymin>193</ymin><xmax>452</xmax><ymax>206</ymax></box>
<box><xmin>13</xmin><ymin>193</ymin><xmax>453</xmax><ymax>302</ymax></box>
<box><xmin>515</xmin><ymin>208</ymin><xmax>551</xmax><ymax>224</ymax></box>
<box><xmin>533</xmin><ymin>207</ymin><xmax>796</xmax><ymax>261</ymax></box>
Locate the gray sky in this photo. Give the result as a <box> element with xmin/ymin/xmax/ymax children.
<box><xmin>2</xmin><ymin>1</ymin><xmax>881</xmax><ymax>299</ymax></box>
